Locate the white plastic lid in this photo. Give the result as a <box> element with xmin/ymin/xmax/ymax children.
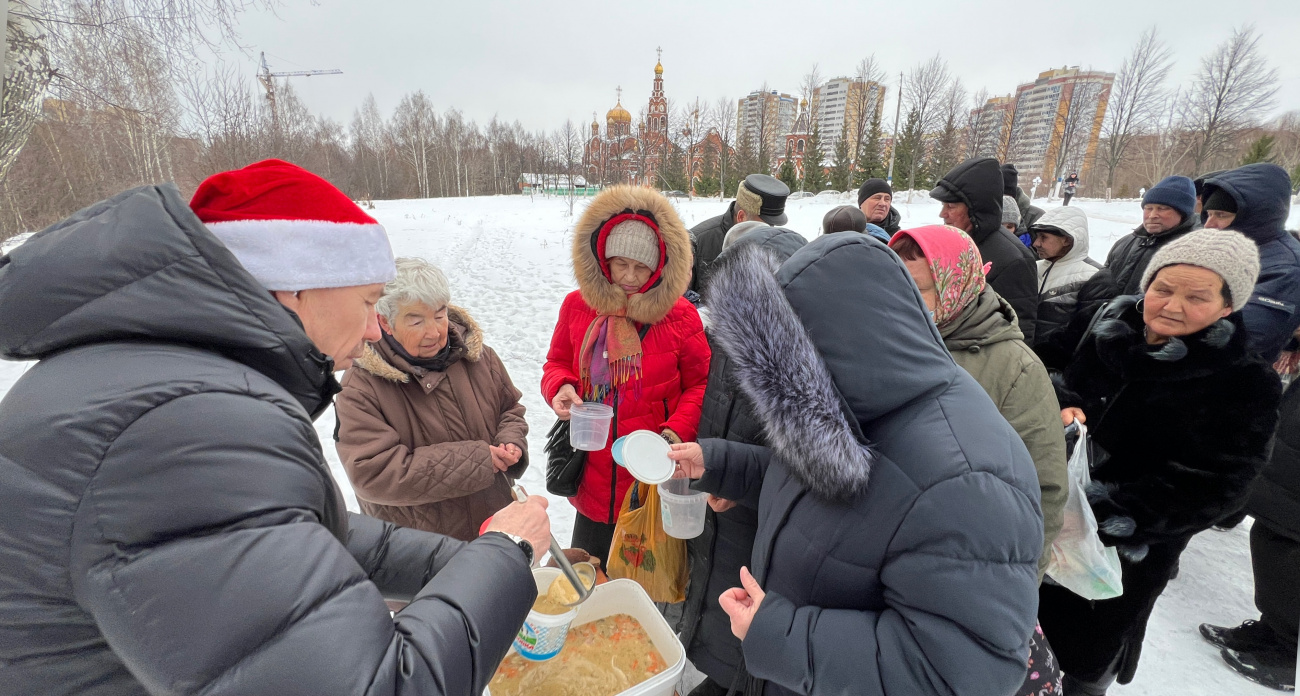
<box><xmin>620</xmin><ymin>430</ymin><xmax>674</xmax><ymax>484</ymax></box>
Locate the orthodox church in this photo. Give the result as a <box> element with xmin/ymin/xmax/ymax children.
<box><xmin>583</xmin><ymin>52</ymin><xmax>670</xmax><ymax>187</ymax></box>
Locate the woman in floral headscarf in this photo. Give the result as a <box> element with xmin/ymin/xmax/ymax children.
<box><xmin>890</xmin><ymin>224</ymin><xmax>1068</xmax><ymax>696</ymax></box>
<box><xmin>543</xmin><ymin>185</ymin><xmax>710</xmax><ymax>565</ymax></box>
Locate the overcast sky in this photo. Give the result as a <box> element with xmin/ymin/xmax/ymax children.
<box><xmin>229</xmin><ymin>0</ymin><xmax>1300</xmax><ymax>134</ymax></box>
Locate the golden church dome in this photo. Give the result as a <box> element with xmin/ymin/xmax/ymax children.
<box><xmin>655</xmin><ymin>61</ymin><xmax>663</xmax><ymax>75</ymax></box>
<box><xmin>606</xmin><ymin>101</ymin><xmax>632</xmax><ymax>124</ymax></box>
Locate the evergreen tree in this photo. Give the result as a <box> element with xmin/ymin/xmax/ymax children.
<box><xmin>1240</xmin><ymin>134</ymin><xmax>1276</xmax><ymax>165</ymax></box>
<box><xmin>830</xmin><ymin>122</ymin><xmax>853</xmax><ymax>191</ymax></box>
<box><xmin>801</xmin><ymin>125</ymin><xmax>825</xmax><ymax>192</ymax></box>
<box><xmin>756</xmin><ymin>140</ymin><xmax>772</xmax><ymax>176</ymax></box>
<box><xmin>657</xmin><ymin>142</ymin><xmax>690</xmax><ymax>192</ymax></box>
<box><xmin>778</xmin><ymin>157</ymin><xmax>798</xmax><ymax>191</ymax></box>
<box><xmin>853</xmin><ymin>106</ymin><xmax>885</xmax><ymax>186</ymax></box>
<box><xmin>893</xmin><ymin>110</ymin><xmax>925</xmax><ymax>193</ymax></box>
<box><xmin>694</xmin><ymin>145</ymin><xmax>721</xmax><ymax>197</ymax></box>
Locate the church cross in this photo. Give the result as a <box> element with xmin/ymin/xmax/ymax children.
<box><xmin>657</xmin><ymin>46</ymin><xmax>662</xmax><ymax>62</ymax></box>
<box><xmin>616</xmin><ymin>86</ymin><xmax>622</xmax><ymax>103</ymax></box>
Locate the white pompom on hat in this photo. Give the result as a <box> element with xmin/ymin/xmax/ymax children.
<box><xmin>190</xmin><ymin>159</ymin><xmax>396</xmax><ymax>291</ymax></box>
<box><xmin>1140</xmin><ymin>228</ymin><xmax>1260</xmax><ymax>312</ymax></box>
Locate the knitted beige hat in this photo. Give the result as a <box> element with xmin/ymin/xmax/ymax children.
<box><xmin>605</xmin><ymin>219</ymin><xmax>661</xmax><ymax>270</ymax></box>
<box><xmin>1140</xmin><ymin>228</ymin><xmax>1260</xmax><ymax>311</ymax></box>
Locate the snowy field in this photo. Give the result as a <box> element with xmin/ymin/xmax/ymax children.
<box><xmin>3</xmin><ymin>192</ymin><xmax>1299</xmax><ymax>694</ymax></box>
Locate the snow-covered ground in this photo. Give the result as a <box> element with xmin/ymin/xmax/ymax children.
<box><xmin>3</xmin><ymin>192</ymin><xmax>1298</xmax><ymax>694</ymax></box>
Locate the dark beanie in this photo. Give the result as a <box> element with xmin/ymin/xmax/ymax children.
<box><xmin>1000</xmin><ymin>163</ymin><xmax>1020</xmax><ymax>197</ymax></box>
<box><xmin>1204</xmin><ymin>188</ymin><xmax>1238</xmax><ymax>214</ymax></box>
<box><xmin>823</xmin><ymin>205</ymin><xmax>868</xmax><ymax>235</ymax></box>
<box><xmin>1142</xmin><ymin>175</ymin><xmax>1197</xmax><ymax>221</ymax></box>
<box><xmin>857</xmin><ymin>178</ymin><xmax>892</xmax><ymax>205</ymax></box>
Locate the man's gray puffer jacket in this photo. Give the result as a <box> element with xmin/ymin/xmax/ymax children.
<box><xmin>696</xmin><ymin>234</ymin><xmax>1043</xmax><ymax>696</ymax></box>
<box><xmin>0</xmin><ymin>185</ymin><xmax>535</xmax><ymax>696</ymax></box>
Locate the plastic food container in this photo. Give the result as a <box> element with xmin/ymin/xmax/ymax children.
<box><xmin>657</xmin><ymin>477</ymin><xmax>708</xmax><ymax>539</ymax></box>
<box><xmin>612</xmin><ymin>429</ymin><xmax>674</xmax><ymax>484</ymax></box>
<box><xmin>568</xmin><ymin>402</ymin><xmax>614</xmax><ymax>451</ymax></box>
<box><xmin>513</xmin><ymin>568</ymin><xmax>579</xmax><ymax>661</ymax></box>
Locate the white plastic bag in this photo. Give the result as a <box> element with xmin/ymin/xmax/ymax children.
<box><xmin>1045</xmin><ymin>423</ymin><xmax>1124</xmax><ymax>600</ymax></box>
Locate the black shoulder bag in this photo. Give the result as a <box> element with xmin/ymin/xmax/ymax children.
<box><xmin>545</xmin><ymin>323</ymin><xmax>651</xmax><ymax>497</ymax></box>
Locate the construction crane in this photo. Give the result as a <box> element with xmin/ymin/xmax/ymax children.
<box><xmin>258</xmin><ymin>52</ymin><xmax>342</xmax><ymax>134</ymax></box>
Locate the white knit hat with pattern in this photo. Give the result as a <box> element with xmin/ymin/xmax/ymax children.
<box><xmin>1140</xmin><ymin>228</ymin><xmax>1260</xmax><ymax>312</ymax></box>
<box><xmin>605</xmin><ymin>219</ymin><xmax>661</xmax><ymax>270</ymax></box>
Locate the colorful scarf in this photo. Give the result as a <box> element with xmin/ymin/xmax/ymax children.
<box><xmin>579</xmin><ymin>308</ymin><xmax>643</xmax><ymax>403</ymax></box>
<box><xmin>898</xmin><ymin>225</ymin><xmax>991</xmax><ymax>328</ymax></box>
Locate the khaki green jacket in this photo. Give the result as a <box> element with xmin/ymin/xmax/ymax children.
<box><xmin>942</xmin><ymin>288</ymin><xmax>1068</xmax><ymax>581</ymax></box>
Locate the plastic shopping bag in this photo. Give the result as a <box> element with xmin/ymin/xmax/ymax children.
<box><xmin>1045</xmin><ymin>423</ymin><xmax>1124</xmax><ymax>600</ymax></box>
<box><xmin>606</xmin><ymin>482</ymin><xmax>687</xmax><ymax>603</ymax></box>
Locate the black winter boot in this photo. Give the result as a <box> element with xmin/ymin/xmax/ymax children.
<box><xmin>1201</xmin><ymin>620</ymin><xmax>1284</xmax><ymax>652</ymax></box>
<box><xmin>1221</xmin><ymin>646</ymin><xmax>1297</xmax><ymax>691</ymax></box>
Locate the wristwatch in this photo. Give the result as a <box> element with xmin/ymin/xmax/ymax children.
<box><xmin>492</xmin><ymin>531</ymin><xmax>534</xmax><ymax>567</ymax></box>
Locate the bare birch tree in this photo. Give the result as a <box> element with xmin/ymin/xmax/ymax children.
<box><xmin>1098</xmin><ymin>27</ymin><xmax>1173</xmax><ymax>190</ymax></box>
<box><xmin>902</xmin><ymin>54</ymin><xmax>951</xmax><ymax>191</ymax></box>
<box><xmin>1184</xmin><ymin>25</ymin><xmax>1280</xmax><ymax>173</ymax></box>
<box><xmin>848</xmin><ymin>55</ymin><xmax>886</xmax><ymax>169</ymax></box>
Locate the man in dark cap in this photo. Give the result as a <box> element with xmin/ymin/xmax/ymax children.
<box><xmin>857</xmin><ymin>178</ymin><xmax>901</xmax><ymax>235</ymax></box>
<box><xmin>690</xmin><ymin>174</ymin><xmax>789</xmax><ymax>293</ymax></box>
<box><xmin>931</xmin><ymin>157</ymin><xmax>1040</xmax><ymax>344</ymax></box>
<box><xmin>1002</xmin><ymin>163</ymin><xmax>1045</xmax><ymax>229</ymax></box>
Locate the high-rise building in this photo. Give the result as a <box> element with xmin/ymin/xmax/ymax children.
<box><xmin>812</xmin><ymin>78</ymin><xmax>886</xmax><ymax>160</ymax></box>
<box><xmin>736</xmin><ymin>90</ymin><xmax>797</xmax><ymax>169</ymax></box>
<box><xmin>968</xmin><ymin>95</ymin><xmax>1017</xmax><ymax>160</ymax></box>
<box><xmin>1004</xmin><ymin>67</ymin><xmax>1114</xmax><ymax>185</ymax></box>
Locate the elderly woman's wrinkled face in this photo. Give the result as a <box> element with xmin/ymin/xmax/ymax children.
<box><xmin>1143</xmin><ymin>264</ymin><xmax>1232</xmax><ymax>340</ymax></box>
<box><xmin>609</xmin><ymin>256</ymin><xmax>653</xmax><ymax>295</ymax></box>
<box><xmin>379</xmin><ymin>301</ymin><xmax>450</xmax><ymax>358</ymax></box>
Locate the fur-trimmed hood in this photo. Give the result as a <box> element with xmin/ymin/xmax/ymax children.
<box><xmin>354</xmin><ymin>305</ymin><xmax>483</xmax><ymax>383</ymax></box>
<box><xmin>706</xmin><ymin>233</ymin><xmax>961</xmax><ymax>500</ymax></box>
<box><xmin>572</xmin><ymin>185</ymin><xmax>692</xmax><ymax>324</ymax></box>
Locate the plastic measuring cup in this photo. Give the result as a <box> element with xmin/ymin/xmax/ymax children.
<box><xmin>658</xmin><ymin>477</ymin><xmax>708</xmax><ymax>539</ymax></box>
<box><xmin>513</xmin><ymin>567</ymin><xmax>579</xmax><ymax>661</ymax></box>
<box><xmin>612</xmin><ymin>429</ymin><xmax>674</xmax><ymax>484</ymax></box>
<box><xmin>568</xmin><ymin>402</ymin><xmax>614</xmax><ymax>451</ymax></box>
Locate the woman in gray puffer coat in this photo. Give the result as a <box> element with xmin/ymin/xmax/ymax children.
<box><xmin>669</xmin><ymin>233</ymin><xmax>1044</xmax><ymax>696</ymax></box>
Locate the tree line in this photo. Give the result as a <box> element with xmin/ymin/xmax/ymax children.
<box><xmin>3</xmin><ymin>5</ymin><xmax>1297</xmax><ymax>241</ymax></box>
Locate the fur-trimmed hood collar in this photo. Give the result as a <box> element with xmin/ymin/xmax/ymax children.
<box><xmin>571</xmin><ymin>185</ymin><xmax>692</xmax><ymax>324</ymax></box>
<box><xmin>707</xmin><ymin>234</ymin><xmax>960</xmax><ymax>500</ymax></box>
<box><xmin>355</xmin><ymin>305</ymin><xmax>483</xmax><ymax>383</ymax></box>
<box><xmin>1090</xmin><ymin>296</ymin><xmax>1251</xmax><ymax>382</ymax></box>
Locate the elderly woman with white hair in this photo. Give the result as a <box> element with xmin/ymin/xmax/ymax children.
<box><xmin>336</xmin><ymin>257</ymin><xmax>529</xmax><ymax>541</ymax></box>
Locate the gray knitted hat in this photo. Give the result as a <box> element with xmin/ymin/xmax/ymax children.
<box><xmin>1139</xmin><ymin>229</ymin><xmax>1260</xmax><ymax>312</ymax></box>
<box><xmin>605</xmin><ymin>219</ymin><xmax>661</xmax><ymax>270</ymax></box>
<box><xmin>1001</xmin><ymin>196</ymin><xmax>1021</xmax><ymax>227</ymax></box>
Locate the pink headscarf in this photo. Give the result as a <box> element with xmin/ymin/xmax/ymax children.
<box><xmin>890</xmin><ymin>225</ymin><xmax>991</xmax><ymax>328</ymax></box>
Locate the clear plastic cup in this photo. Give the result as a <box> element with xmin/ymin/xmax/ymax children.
<box><xmin>658</xmin><ymin>477</ymin><xmax>708</xmax><ymax>539</ymax></box>
<box><xmin>513</xmin><ymin>568</ymin><xmax>579</xmax><ymax>661</ymax></box>
<box><xmin>568</xmin><ymin>402</ymin><xmax>614</xmax><ymax>451</ymax></box>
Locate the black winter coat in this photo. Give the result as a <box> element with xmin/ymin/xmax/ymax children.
<box><xmin>1200</xmin><ymin>163</ymin><xmax>1300</xmax><ymax>361</ymax></box>
<box><xmin>1056</xmin><ymin>297</ymin><xmax>1280</xmax><ymax>553</ymax></box>
<box><xmin>1042</xmin><ymin>297</ymin><xmax>1279</xmax><ymax>683</ymax></box>
<box><xmin>0</xmin><ymin>185</ymin><xmax>536</xmax><ymax>696</ymax></box>
<box><xmin>697</xmin><ymin>233</ymin><xmax>1043</xmax><ymax>696</ymax></box>
<box><xmin>690</xmin><ymin>202</ymin><xmax>737</xmax><ymax>294</ymax></box>
<box><xmin>1249</xmin><ymin>378</ymin><xmax>1300</xmax><ymax>540</ymax></box>
<box><xmin>682</xmin><ymin>228</ymin><xmax>807</xmax><ymax>688</ymax></box>
<box><xmin>1094</xmin><ymin>214</ymin><xmax>1199</xmax><ymax>299</ymax></box>
<box><xmin>933</xmin><ymin>157</ymin><xmax>1040</xmax><ymax>344</ymax></box>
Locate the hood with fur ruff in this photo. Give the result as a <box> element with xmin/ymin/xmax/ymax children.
<box><xmin>571</xmin><ymin>185</ymin><xmax>692</xmax><ymax>324</ymax></box>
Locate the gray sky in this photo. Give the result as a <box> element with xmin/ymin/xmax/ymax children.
<box><xmin>231</xmin><ymin>0</ymin><xmax>1300</xmax><ymax>134</ymax></box>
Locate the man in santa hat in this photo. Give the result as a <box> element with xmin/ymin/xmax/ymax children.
<box><xmin>0</xmin><ymin>159</ymin><xmax>549</xmax><ymax>696</ymax></box>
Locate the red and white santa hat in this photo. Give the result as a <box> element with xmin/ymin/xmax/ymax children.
<box><xmin>190</xmin><ymin>159</ymin><xmax>395</xmax><ymax>291</ymax></box>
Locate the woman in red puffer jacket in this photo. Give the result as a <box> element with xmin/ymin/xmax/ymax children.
<box><xmin>542</xmin><ymin>185</ymin><xmax>710</xmax><ymax>564</ymax></box>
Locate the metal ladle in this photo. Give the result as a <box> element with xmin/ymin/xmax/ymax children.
<box><xmin>507</xmin><ymin>482</ymin><xmax>595</xmax><ymax>608</ymax></box>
